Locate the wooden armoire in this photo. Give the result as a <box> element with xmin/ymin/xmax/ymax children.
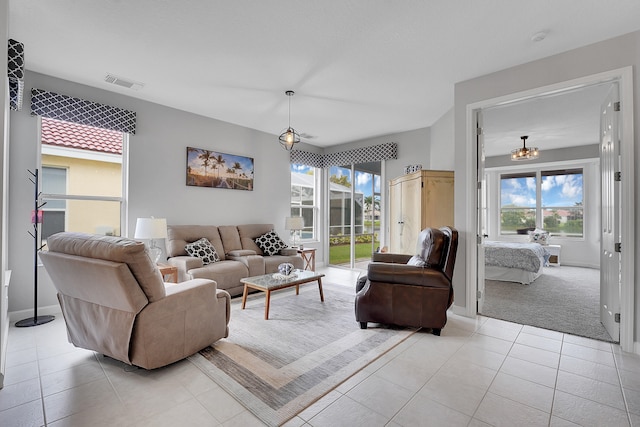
<box><xmin>389</xmin><ymin>170</ymin><xmax>454</xmax><ymax>254</ymax></box>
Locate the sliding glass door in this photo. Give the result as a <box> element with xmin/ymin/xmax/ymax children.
<box><xmin>328</xmin><ymin>162</ymin><xmax>381</xmax><ymax>268</ymax></box>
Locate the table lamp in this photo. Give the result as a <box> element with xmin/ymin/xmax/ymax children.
<box><xmin>284</xmin><ymin>216</ymin><xmax>304</xmax><ymax>248</ymax></box>
<box><xmin>134</xmin><ymin>217</ymin><xmax>168</xmax><ymax>263</ymax></box>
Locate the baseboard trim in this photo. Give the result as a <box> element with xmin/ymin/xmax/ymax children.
<box><xmin>9</xmin><ymin>305</ymin><xmax>61</xmax><ymax>323</ymax></box>
<box><xmin>451</xmin><ymin>304</ymin><xmax>468</xmax><ymax>317</ymax></box>
<box><xmin>557</xmin><ymin>262</ymin><xmax>599</xmax><ymax>269</ymax></box>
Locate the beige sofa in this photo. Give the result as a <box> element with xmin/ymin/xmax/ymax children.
<box><xmin>166</xmin><ymin>224</ymin><xmax>304</xmax><ymax>296</ymax></box>
<box><xmin>40</xmin><ymin>232</ymin><xmax>230</xmax><ymax>370</ymax></box>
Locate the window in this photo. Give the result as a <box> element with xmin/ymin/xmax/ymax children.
<box><xmin>541</xmin><ymin>169</ymin><xmax>583</xmax><ymax>237</ymax></box>
<box><xmin>329</xmin><ymin>166</ymin><xmax>353</xmax><ymax>237</ymax></box>
<box><xmin>500</xmin><ymin>168</ymin><xmax>583</xmax><ymax>237</ymax></box>
<box><xmin>290</xmin><ymin>163</ymin><xmax>317</xmax><ymax>240</ymax></box>
<box><xmin>41</xmin><ymin>166</ymin><xmax>67</xmax><ymax>240</ymax></box>
<box><xmin>40</xmin><ymin>117</ymin><xmax>125</xmax><ymax>243</ymax></box>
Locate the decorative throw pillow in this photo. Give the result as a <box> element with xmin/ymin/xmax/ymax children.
<box><xmin>254</xmin><ymin>230</ymin><xmax>287</xmax><ymax>256</ymax></box>
<box><xmin>416</xmin><ymin>228</ymin><xmax>445</xmax><ymax>266</ymax></box>
<box><xmin>407</xmin><ymin>255</ymin><xmax>426</xmax><ymax>267</ymax></box>
<box><xmin>528</xmin><ymin>228</ymin><xmax>549</xmax><ymax>245</ymax></box>
<box><xmin>185</xmin><ymin>238</ymin><xmax>220</xmax><ymax>265</ymax></box>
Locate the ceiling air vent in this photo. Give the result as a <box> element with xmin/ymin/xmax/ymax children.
<box><xmin>104</xmin><ymin>73</ymin><xmax>144</xmax><ymax>90</ymax></box>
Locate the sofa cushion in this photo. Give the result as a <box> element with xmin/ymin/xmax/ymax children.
<box><xmin>263</xmin><ymin>254</ymin><xmax>304</xmax><ymax>273</ymax></box>
<box><xmin>254</xmin><ymin>230</ymin><xmax>287</xmax><ymax>256</ymax></box>
<box><xmin>218</xmin><ymin>225</ymin><xmax>243</xmax><ymax>253</ymax></box>
<box><xmin>237</xmin><ymin>224</ymin><xmax>275</xmax><ymax>254</ymax></box>
<box><xmin>187</xmin><ymin>260</ymin><xmax>249</xmax><ymax>291</ymax></box>
<box><xmin>227</xmin><ymin>249</ymin><xmax>257</xmax><ymax>257</ymax></box>
<box><xmin>185</xmin><ymin>238</ymin><xmax>220</xmax><ymax>265</ymax></box>
<box><xmin>166</xmin><ymin>225</ymin><xmax>225</xmax><ymax>261</ymax></box>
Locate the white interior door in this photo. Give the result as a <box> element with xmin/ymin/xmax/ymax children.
<box><xmin>476</xmin><ymin>110</ymin><xmax>486</xmax><ymax>313</ymax></box>
<box><xmin>600</xmin><ymin>83</ymin><xmax>621</xmax><ymax>341</ymax></box>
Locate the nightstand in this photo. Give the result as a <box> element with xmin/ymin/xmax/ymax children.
<box><xmin>157</xmin><ymin>263</ymin><xmax>178</xmax><ymax>283</ymax></box>
<box><xmin>297</xmin><ymin>248</ymin><xmax>317</xmax><ymax>271</ymax></box>
<box><xmin>546</xmin><ymin>244</ymin><xmax>561</xmax><ymax>266</ymax></box>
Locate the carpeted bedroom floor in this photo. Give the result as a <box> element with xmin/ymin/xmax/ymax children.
<box><xmin>480</xmin><ymin>265</ymin><xmax>615</xmax><ymax>343</ymax></box>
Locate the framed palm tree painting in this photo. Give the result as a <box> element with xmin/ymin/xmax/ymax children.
<box><xmin>186</xmin><ymin>147</ymin><xmax>254</xmax><ymax>191</ymax></box>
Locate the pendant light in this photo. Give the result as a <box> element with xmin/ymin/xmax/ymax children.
<box><xmin>279</xmin><ymin>90</ymin><xmax>300</xmax><ymax>151</ymax></box>
<box><xmin>511</xmin><ymin>135</ymin><xmax>539</xmax><ymax>161</ymax></box>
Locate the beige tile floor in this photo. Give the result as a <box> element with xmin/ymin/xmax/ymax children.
<box><xmin>1</xmin><ymin>266</ymin><xmax>639</xmax><ymax>426</ymax></box>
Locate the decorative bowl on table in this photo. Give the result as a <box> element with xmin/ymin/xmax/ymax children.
<box><xmin>278</xmin><ymin>262</ymin><xmax>294</xmax><ymax>276</ymax></box>
<box><xmin>273</xmin><ymin>263</ymin><xmax>297</xmax><ymax>280</ymax></box>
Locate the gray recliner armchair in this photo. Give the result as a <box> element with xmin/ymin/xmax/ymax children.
<box><xmin>40</xmin><ymin>232</ymin><xmax>230</xmax><ymax>369</ymax></box>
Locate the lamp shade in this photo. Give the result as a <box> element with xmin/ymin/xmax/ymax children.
<box><xmin>134</xmin><ymin>217</ymin><xmax>168</xmax><ymax>239</ymax></box>
<box><xmin>284</xmin><ymin>216</ymin><xmax>304</xmax><ymax>231</ymax></box>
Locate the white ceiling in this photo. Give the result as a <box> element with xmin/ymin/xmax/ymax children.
<box><xmin>482</xmin><ymin>82</ymin><xmax>612</xmax><ymax>157</ymax></box>
<box><xmin>9</xmin><ymin>1</ymin><xmax>640</xmax><ymax>147</ymax></box>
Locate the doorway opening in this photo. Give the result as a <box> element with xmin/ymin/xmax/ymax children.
<box><xmin>467</xmin><ymin>67</ymin><xmax>634</xmax><ymax>352</ymax></box>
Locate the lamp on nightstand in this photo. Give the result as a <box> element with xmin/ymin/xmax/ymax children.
<box><xmin>284</xmin><ymin>216</ymin><xmax>304</xmax><ymax>248</ymax></box>
<box><xmin>134</xmin><ymin>217</ymin><xmax>167</xmax><ymax>263</ymax></box>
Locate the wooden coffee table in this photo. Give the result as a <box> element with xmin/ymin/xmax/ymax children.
<box><xmin>240</xmin><ymin>270</ymin><xmax>325</xmax><ymax>319</ymax></box>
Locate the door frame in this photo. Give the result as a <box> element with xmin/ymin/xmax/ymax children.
<box><xmin>464</xmin><ymin>66</ymin><xmax>635</xmax><ymax>352</ymax></box>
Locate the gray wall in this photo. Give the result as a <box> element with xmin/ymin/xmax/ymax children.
<box><xmin>430</xmin><ymin>108</ymin><xmax>455</xmax><ymax>170</ymax></box>
<box><xmin>9</xmin><ymin>71</ymin><xmax>293</xmax><ymax>313</ymax></box>
<box><xmin>454</xmin><ymin>31</ymin><xmax>640</xmax><ymax>342</ymax></box>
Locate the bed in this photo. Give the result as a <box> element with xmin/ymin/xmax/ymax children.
<box><xmin>483</xmin><ymin>241</ymin><xmax>551</xmax><ymax>285</ymax></box>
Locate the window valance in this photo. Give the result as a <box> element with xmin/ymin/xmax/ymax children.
<box><xmin>290</xmin><ymin>142</ymin><xmax>397</xmax><ymax>168</ymax></box>
<box><xmin>289</xmin><ymin>150</ymin><xmax>324</xmax><ymax>169</ymax></box>
<box><xmin>323</xmin><ymin>142</ymin><xmax>397</xmax><ymax>167</ymax></box>
<box><xmin>8</xmin><ymin>38</ymin><xmax>24</xmax><ymax>111</ymax></box>
<box><xmin>30</xmin><ymin>88</ymin><xmax>137</xmax><ymax>134</ymax></box>
<box><xmin>9</xmin><ymin>79</ymin><xmax>24</xmax><ymax>111</ymax></box>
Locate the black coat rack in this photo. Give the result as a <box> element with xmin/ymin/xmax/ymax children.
<box><xmin>15</xmin><ymin>169</ymin><xmax>55</xmax><ymax>327</ymax></box>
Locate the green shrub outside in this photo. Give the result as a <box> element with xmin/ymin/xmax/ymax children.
<box><xmin>329</xmin><ymin>233</ymin><xmax>380</xmax><ymax>264</ymax></box>
<box><xmin>329</xmin><ymin>234</ymin><xmax>377</xmax><ymax>245</ymax></box>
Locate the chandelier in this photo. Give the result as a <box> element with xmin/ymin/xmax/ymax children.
<box><xmin>279</xmin><ymin>90</ymin><xmax>300</xmax><ymax>151</ymax></box>
<box><xmin>511</xmin><ymin>135</ymin><xmax>539</xmax><ymax>161</ymax></box>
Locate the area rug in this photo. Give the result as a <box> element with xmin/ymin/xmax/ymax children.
<box><xmin>189</xmin><ymin>281</ymin><xmax>416</xmax><ymax>426</ymax></box>
<box><xmin>481</xmin><ymin>265</ymin><xmax>615</xmax><ymax>342</ymax></box>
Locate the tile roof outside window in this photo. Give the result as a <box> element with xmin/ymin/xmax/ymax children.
<box><xmin>41</xmin><ymin>117</ymin><xmax>122</xmax><ymax>155</ymax></box>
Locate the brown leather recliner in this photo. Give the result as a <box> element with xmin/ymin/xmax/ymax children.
<box><xmin>355</xmin><ymin>226</ymin><xmax>458</xmax><ymax>335</ymax></box>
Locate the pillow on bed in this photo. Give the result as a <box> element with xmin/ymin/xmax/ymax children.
<box><xmin>528</xmin><ymin>228</ymin><xmax>549</xmax><ymax>245</ymax></box>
